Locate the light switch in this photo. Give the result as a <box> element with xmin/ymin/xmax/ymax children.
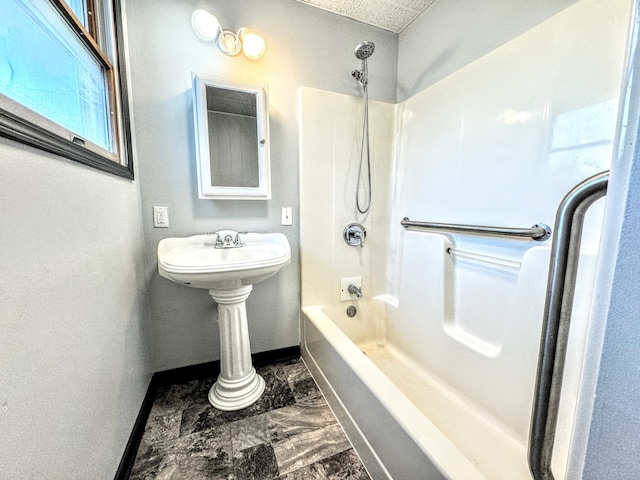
<box><xmin>281</xmin><ymin>207</ymin><xmax>293</xmax><ymax>226</ymax></box>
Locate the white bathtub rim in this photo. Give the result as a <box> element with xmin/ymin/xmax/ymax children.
<box><xmin>302</xmin><ymin>304</ymin><xmax>487</xmax><ymax>480</ymax></box>
<box><xmin>301</xmin><ymin>352</ymin><xmax>394</xmax><ymax>480</ymax></box>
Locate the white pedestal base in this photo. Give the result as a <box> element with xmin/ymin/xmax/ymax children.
<box><xmin>208</xmin><ymin>369</ymin><xmax>265</xmax><ymax>411</ymax></box>
<box><xmin>207</xmin><ymin>285</ymin><xmax>265</xmax><ymax>411</ymax></box>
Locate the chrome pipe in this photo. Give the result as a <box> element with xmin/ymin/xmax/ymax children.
<box><xmin>528</xmin><ymin>171</ymin><xmax>609</xmax><ymax>480</ymax></box>
<box><xmin>401</xmin><ymin>218</ymin><xmax>552</xmax><ymax>241</ymax></box>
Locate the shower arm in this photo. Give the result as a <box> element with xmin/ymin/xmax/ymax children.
<box><xmin>528</xmin><ymin>171</ymin><xmax>609</xmax><ymax>480</ymax></box>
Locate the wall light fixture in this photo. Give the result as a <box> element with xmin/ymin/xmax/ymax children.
<box><xmin>191</xmin><ymin>9</ymin><xmax>266</xmax><ymax>60</ymax></box>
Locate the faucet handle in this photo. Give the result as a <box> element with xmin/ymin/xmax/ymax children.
<box><xmin>343</xmin><ymin>223</ymin><xmax>366</xmax><ymax>248</ymax></box>
<box><xmin>215</xmin><ymin>233</ymin><xmax>223</xmax><ymax>248</ymax></box>
<box><xmin>233</xmin><ymin>232</ymin><xmax>243</xmax><ymax>247</ymax></box>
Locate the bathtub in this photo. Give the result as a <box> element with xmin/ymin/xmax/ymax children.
<box><xmin>302</xmin><ymin>302</ymin><xmax>529</xmax><ymax>480</ymax></box>
<box><xmin>301</xmin><ymin>232</ymin><xmax>599</xmax><ymax>479</ymax></box>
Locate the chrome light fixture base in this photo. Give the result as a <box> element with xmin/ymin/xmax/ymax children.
<box><xmin>217</xmin><ymin>30</ymin><xmax>242</xmax><ymax>56</ymax></box>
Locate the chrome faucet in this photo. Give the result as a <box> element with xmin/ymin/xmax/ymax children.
<box><xmin>348</xmin><ymin>284</ymin><xmax>362</xmax><ymax>298</ymax></box>
<box><xmin>210</xmin><ymin>230</ymin><xmax>244</xmax><ymax>249</ymax></box>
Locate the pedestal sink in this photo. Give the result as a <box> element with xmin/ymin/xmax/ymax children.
<box><xmin>157</xmin><ymin>231</ymin><xmax>291</xmax><ymax>411</ymax></box>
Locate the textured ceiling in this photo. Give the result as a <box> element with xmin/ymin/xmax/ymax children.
<box><xmin>294</xmin><ymin>0</ymin><xmax>436</xmax><ymax>33</ymax></box>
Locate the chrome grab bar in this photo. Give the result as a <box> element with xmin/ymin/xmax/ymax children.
<box><xmin>401</xmin><ymin>218</ymin><xmax>552</xmax><ymax>241</ymax></box>
<box><xmin>528</xmin><ymin>171</ymin><xmax>609</xmax><ymax>480</ymax></box>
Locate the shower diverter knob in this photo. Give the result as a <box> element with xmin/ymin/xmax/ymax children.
<box><xmin>344</xmin><ymin>223</ymin><xmax>366</xmax><ymax>248</ymax></box>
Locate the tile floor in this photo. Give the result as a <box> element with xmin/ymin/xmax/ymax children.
<box><xmin>130</xmin><ymin>358</ymin><xmax>371</xmax><ymax>479</ymax></box>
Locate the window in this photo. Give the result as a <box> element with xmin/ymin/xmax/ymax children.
<box><xmin>0</xmin><ymin>0</ymin><xmax>133</xmax><ymax>178</ymax></box>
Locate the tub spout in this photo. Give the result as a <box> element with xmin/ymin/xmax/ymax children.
<box><xmin>348</xmin><ymin>284</ymin><xmax>363</xmax><ymax>298</ymax></box>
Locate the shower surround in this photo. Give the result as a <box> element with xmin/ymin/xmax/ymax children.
<box><xmin>300</xmin><ymin>0</ymin><xmax>631</xmax><ymax>478</ymax></box>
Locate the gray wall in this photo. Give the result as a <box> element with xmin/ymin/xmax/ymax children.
<box><xmin>581</xmin><ymin>3</ymin><xmax>640</xmax><ymax>475</ymax></box>
<box><xmin>0</xmin><ymin>137</ymin><xmax>151</xmax><ymax>477</ymax></box>
<box><xmin>397</xmin><ymin>0</ymin><xmax>580</xmax><ymax>101</ymax></box>
<box><xmin>124</xmin><ymin>0</ymin><xmax>398</xmax><ymax>371</ymax></box>
<box><xmin>584</xmin><ymin>164</ymin><xmax>640</xmax><ymax>478</ymax></box>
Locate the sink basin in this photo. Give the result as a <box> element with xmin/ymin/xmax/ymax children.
<box><xmin>156</xmin><ymin>231</ymin><xmax>291</xmax><ymax>411</ymax></box>
<box><xmin>158</xmin><ymin>232</ymin><xmax>291</xmax><ymax>290</ymax></box>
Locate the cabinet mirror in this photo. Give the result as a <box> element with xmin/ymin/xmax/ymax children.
<box><xmin>192</xmin><ymin>73</ymin><xmax>271</xmax><ymax>199</ymax></box>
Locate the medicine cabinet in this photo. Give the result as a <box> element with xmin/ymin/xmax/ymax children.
<box><xmin>192</xmin><ymin>73</ymin><xmax>271</xmax><ymax>199</ymax></box>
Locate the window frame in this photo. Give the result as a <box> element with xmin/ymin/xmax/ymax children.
<box><xmin>0</xmin><ymin>0</ymin><xmax>134</xmax><ymax>179</ymax></box>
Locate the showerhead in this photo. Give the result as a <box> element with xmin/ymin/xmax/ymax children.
<box><xmin>352</xmin><ymin>41</ymin><xmax>375</xmax><ymax>86</ymax></box>
<box><xmin>354</xmin><ymin>41</ymin><xmax>375</xmax><ymax>60</ymax></box>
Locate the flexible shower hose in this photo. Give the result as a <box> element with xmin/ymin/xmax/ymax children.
<box><xmin>356</xmin><ymin>83</ymin><xmax>372</xmax><ymax>214</ymax></box>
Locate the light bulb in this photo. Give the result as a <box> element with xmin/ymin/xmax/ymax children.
<box><xmin>191</xmin><ymin>10</ymin><xmax>220</xmax><ymax>41</ymax></box>
<box><xmin>241</xmin><ymin>30</ymin><xmax>266</xmax><ymax>59</ymax></box>
<box><xmin>217</xmin><ymin>30</ymin><xmax>242</xmax><ymax>56</ymax></box>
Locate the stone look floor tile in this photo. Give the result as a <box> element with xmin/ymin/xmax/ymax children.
<box><xmin>258</xmin><ymin>365</ymin><xmax>297</xmax><ymax>411</ymax></box>
<box><xmin>273</xmin><ymin>423</ymin><xmax>352</xmax><ymax>475</ymax></box>
<box><xmin>141</xmin><ymin>410</ymin><xmax>182</xmax><ymax>447</ymax></box>
<box><xmin>150</xmin><ymin>378</ymin><xmax>212</xmax><ymax>418</ymax></box>
<box><xmin>279</xmin><ymin>449</ymin><xmax>370</xmax><ymax>480</ymax></box>
<box><xmin>278</xmin><ymin>461</ymin><xmax>328</xmax><ymax>480</ymax></box>
<box><xmin>180</xmin><ymin>401</ymin><xmax>261</xmax><ymax>437</ymax></box>
<box><xmin>266</xmin><ymin>402</ymin><xmax>338</xmax><ymax>444</ymax></box>
<box><xmin>229</xmin><ymin>414</ymin><xmax>270</xmax><ymax>453</ymax></box>
<box><xmin>131</xmin><ymin>425</ymin><xmax>233</xmax><ymax>480</ymax></box>
<box><xmin>131</xmin><ymin>358</ymin><xmax>370</xmax><ymax>480</ymax></box>
<box><xmin>233</xmin><ymin>443</ymin><xmax>279</xmax><ymax>480</ymax></box>
<box><xmin>160</xmin><ymin>455</ymin><xmax>234</xmax><ymax>480</ymax></box>
<box><xmin>284</xmin><ymin>361</ymin><xmax>322</xmax><ymax>401</ymax></box>
<box><xmin>320</xmin><ymin>449</ymin><xmax>370</xmax><ymax>479</ymax></box>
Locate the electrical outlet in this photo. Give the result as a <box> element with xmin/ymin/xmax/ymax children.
<box><xmin>153</xmin><ymin>206</ymin><xmax>169</xmax><ymax>228</ymax></box>
<box><xmin>340</xmin><ymin>277</ymin><xmax>362</xmax><ymax>302</ymax></box>
<box><xmin>281</xmin><ymin>207</ymin><xmax>293</xmax><ymax>226</ymax></box>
